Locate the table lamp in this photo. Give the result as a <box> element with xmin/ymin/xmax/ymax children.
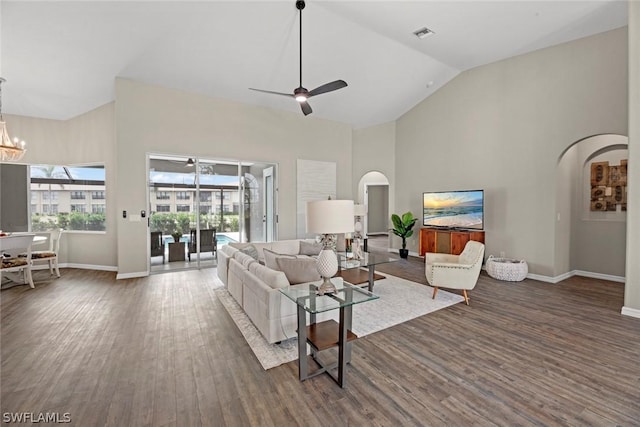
<box><xmin>352</xmin><ymin>204</ymin><xmax>367</xmax><ymax>260</ymax></box>
<box><xmin>306</xmin><ymin>199</ymin><xmax>355</xmax><ymax>295</ymax></box>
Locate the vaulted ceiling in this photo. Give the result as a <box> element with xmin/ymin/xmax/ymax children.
<box><xmin>1</xmin><ymin>1</ymin><xmax>628</xmax><ymax>129</ymax></box>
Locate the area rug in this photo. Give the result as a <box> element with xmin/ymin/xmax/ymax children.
<box><xmin>214</xmin><ymin>273</ymin><xmax>464</xmax><ymax>370</ymax></box>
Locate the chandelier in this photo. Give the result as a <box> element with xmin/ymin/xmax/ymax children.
<box><xmin>0</xmin><ymin>78</ymin><xmax>27</xmax><ymax>162</ymax></box>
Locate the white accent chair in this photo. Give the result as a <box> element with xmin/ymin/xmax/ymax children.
<box><xmin>425</xmin><ymin>240</ymin><xmax>485</xmax><ymax>305</ymax></box>
<box><xmin>27</xmin><ymin>229</ymin><xmax>63</xmax><ymax>278</ymax></box>
<box><xmin>1</xmin><ymin>234</ymin><xmax>36</xmax><ymax>288</ymax></box>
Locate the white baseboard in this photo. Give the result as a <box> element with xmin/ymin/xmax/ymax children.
<box><xmin>525</xmin><ymin>270</ymin><xmax>624</xmax><ymax>284</ymax></box>
<box><xmin>573</xmin><ymin>270</ymin><xmax>625</xmax><ymax>283</ymax></box>
<box><xmin>621</xmin><ymin>306</ymin><xmax>640</xmax><ymax>319</ymax></box>
<box><xmin>61</xmin><ymin>263</ymin><xmax>118</xmax><ymax>272</ymax></box>
<box><xmin>116</xmin><ymin>271</ymin><xmax>149</xmax><ymax>280</ymax></box>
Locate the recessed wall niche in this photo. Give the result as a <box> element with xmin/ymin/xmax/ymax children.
<box><xmin>590</xmin><ymin>159</ymin><xmax>627</xmax><ymax>211</ymax></box>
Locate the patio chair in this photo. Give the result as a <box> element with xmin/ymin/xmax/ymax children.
<box><xmin>1</xmin><ymin>234</ymin><xmax>36</xmax><ymax>289</ymax></box>
<box><xmin>150</xmin><ymin>231</ymin><xmax>165</xmax><ymax>263</ymax></box>
<box><xmin>188</xmin><ymin>228</ymin><xmax>217</xmax><ymax>261</ymax></box>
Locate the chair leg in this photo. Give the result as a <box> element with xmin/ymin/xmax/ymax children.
<box><xmin>49</xmin><ymin>259</ymin><xmax>54</xmax><ymax>275</ymax></box>
<box><xmin>432</xmin><ymin>286</ymin><xmax>438</xmax><ymax>300</ymax></box>
<box><xmin>54</xmin><ymin>258</ymin><xmax>60</xmax><ymax>278</ymax></box>
<box><xmin>462</xmin><ymin>290</ymin><xmax>469</xmax><ymax>305</ymax></box>
<box><xmin>26</xmin><ymin>268</ymin><xmax>35</xmax><ymax>289</ymax></box>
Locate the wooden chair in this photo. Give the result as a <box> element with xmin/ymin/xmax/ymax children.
<box><xmin>425</xmin><ymin>240</ymin><xmax>485</xmax><ymax>305</ymax></box>
<box><xmin>188</xmin><ymin>228</ymin><xmax>217</xmax><ymax>261</ymax></box>
<box><xmin>1</xmin><ymin>234</ymin><xmax>36</xmax><ymax>289</ymax></box>
<box><xmin>150</xmin><ymin>231</ymin><xmax>165</xmax><ymax>263</ymax></box>
<box><xmin>28</xmin><ymin>229</ymin><xmax>63</xmax><ymax>278</ymax></box>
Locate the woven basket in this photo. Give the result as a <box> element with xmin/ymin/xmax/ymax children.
<box><xmin>486</xmin><ymin>255</ymin><xmax>528</xmax><ymax>281</ymax></box>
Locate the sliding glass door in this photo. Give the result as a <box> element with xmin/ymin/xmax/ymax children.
<box><xmin>148</xmin><ymin>155</ymin><xmax>277</xmax><ymax>273</ymax></box>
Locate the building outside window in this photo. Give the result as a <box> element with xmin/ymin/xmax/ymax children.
<box><xmin>177</xmin><ymin>205</ymin><xmax>190</xmax><ymax>212</ymax></box>
<box><xmin>156</xmin><ymin>191</ymin><xmax>170</xmax><ymax>200</ymax></box>
<box><xmin>31</xmin><ymin>204</ymin><xmax>38</xmax><ymax>213</ymax></box>
<box><xmin>30</xmin><ymin>164</ymin><xmax>106</xmax><ymax>231</ymax></box>
<box><xmin>157</xmin><ymin>205</ymin><xmax>170</xmax><ymax>212</ymax></box>
<box><xmin>200</xmin><ymin>192</ymin><xmax>212</xmax><ymax>202</ymax></box>
<box><xmin>176</xmin><ymin>191</ymin><xmax>190</xmax><ymax>200</ymax></box>
<box><xmin>199</xmin><ymin>205</ymin><xmax>211</xmax><ymax>214</ymax></box>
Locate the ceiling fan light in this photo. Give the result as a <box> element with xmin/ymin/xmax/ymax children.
<box><xmin>295</xmin><ymin>94</ymin><xmax>307</xmax><ymax>102</ymax></box>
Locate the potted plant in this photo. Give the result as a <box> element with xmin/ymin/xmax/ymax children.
<box><xmin>391</xmin><ymin>211</ymin><xmax>417</xmax><ymax>259</ymax></box>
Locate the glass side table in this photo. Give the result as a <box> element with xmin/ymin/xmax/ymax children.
<box><xmin>337</xmin><ymin>251</ymin><xmax>399</xmax><ymax>292</ymax></box>
<box><xmin>280</xmin><ymin>278</ymin><xmax>379</xmax><ymax>388</ymax></box>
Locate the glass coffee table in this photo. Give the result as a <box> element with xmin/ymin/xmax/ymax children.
<box><xmin>279</xmin><ymin>278</ymin><xmax>378</xmax><ymax>388</ymax></box>
<box><xmin>337</xmin><ymin>252</ymin><xmax>399</xmax><ymax>292</ymax></box>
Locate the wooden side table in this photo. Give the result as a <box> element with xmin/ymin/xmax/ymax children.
<box><xmin>168</xmin><ymin>242</ymin><xmax>185</xmax><ymax>262</ymax></box>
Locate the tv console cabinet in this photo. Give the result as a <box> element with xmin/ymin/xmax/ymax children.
<box><xmin>419</xmin><ymin>227</ymin><xmax>485</xmax><ymax>256</ymax></box>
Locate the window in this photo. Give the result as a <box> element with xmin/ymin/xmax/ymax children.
<box><xmin>215</xmin><ymin>192</ymin><xmax>230</xmax><ymax>200</ymax></box>
<box><xmin>42</xmin><ymin>191</ymin><xmax>59</xmax><ymax>201</ymax></box>
<box><xmin>156</xmin><ymin>191</ymin><xmax>170</xmax><ymax>200</ymax></box>
<box><xmin>30</xmin><ymin>164</ymin><xmax>106</xmax><ymax>231</ymax></box>
<box><xmin>31</xmin><ymin>204</ymin><xmax>38</xmax><ymax>213</ymax></box>
<box><xmin>177</xmin><ymin>205</ymin><xmax>190</xmax><ymax>212</ymax></box>
<box><xmin>92</xmin><ymin>204</ymin><xmax>105</xmax><ymax>214</ymax></box>
<box><xmin>199</xmin><ymin>205</ymin><xmax>211</xmax><ymax>214</ymax></box>
<box><xmin>200</xmin><ymin>192</ymin><xmax>212</xmax><ymax>202</ymax></box>
<box><xmin>157</xmin><ymin>205</ymin><xmax>170</xmax><ymax>212</ymax></box>
<box><xmin>43</xmin><ymin>204</ymin><xmax>59</xmax><ymax>215</ymax></box>
<box><xmin>176</xmin><ymin>191</ymin><xmax>190</xmax><ymax>200</ymax></box>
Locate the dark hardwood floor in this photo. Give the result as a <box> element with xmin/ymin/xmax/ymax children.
<box><xmin>2</xmin><ymin>256</ymin><xmax>639</xmax><ymax>426</ymax></box>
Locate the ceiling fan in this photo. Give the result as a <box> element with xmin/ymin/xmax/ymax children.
<box><xmin>249</xmin><ymin>0</ymin><xmax>347</xmax><ymax>116</ymax></box>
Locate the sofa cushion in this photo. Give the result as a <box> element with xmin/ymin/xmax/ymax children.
<box><xmin>299</xmin><ymin>240</ymin><xmax>322</xmax><ymax>256</ymax></box>
<box><xmin>263</xmin><ymin>249</ymin><xmax>296</xmax><ymax>270</ymax></box>
<box><xmin>234</xmin><ymin>251</ymin><xmax>257</xmax><ymax>269</ymax></box>
<box><xmin>248</xmin><ymin>262</ymin><xmax>290</xmax><ymax>289</ymax></box>
<box><xmin>239</xmin><ymin>244</ymin><xmax>259</xmax><ymax>261</ymax></box>
<box><xmin>270</xmin><ymin>240</ymin><xmax>300</xmax><ymax>255</ymax></box>
<box><xmin>275</xmin><ymin>257</ymin><xmax>321</xmax><ymax>285</ymax></box>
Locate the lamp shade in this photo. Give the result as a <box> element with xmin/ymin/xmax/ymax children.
<box><xmin>353</xmin><ymin>204</ymin><xmax>367</xmax><ymax>217</ymax></box>
<box><xmin>306</xmin><ymin>200</ymin><xmax>355</xmax><ymax>234</ymax></box>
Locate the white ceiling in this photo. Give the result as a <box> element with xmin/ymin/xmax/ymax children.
<box><xmin>0</xmin><ymin>1</ymin><xmax>628</xmax><ymax>129</ymax></box>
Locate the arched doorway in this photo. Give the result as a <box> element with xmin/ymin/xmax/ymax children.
<box><xmin>555</xmin><ymin>134</ymin><xmax>627</xmax><ymax>280</ymax></box>
<box><xmin>357</xmin><ymin>171</ymin><xmax>391</xmax><ymax>252</ymax></box>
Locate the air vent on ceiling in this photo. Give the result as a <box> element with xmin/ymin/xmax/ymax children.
<box><xmin>413</xmin><ymin>27</ymin><xmax>435</xmax><ymax>39</ymax></box>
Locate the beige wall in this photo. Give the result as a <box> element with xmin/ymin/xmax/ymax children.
<box><xmin>115</xmin><ymin>79</ymin><xmax>353</xmax><ymax>276</ymax></box>
<box><xmin>352</xmin><ymin>121</ymin><xmax>396</xmax><ymax>241</ymax></box>
<box><xmin>624</xmin><ymin>1</ymin><xmax>640</xmax><ymax>314</ymax></box>
<box><xmin>4</xmin><ymin>105</ymin><xmax>117</xmax><ymax>269</ymax></box>
<box><xmin>394</xmin><ymin>27</ymin><xmax>628</xmax><ymax>277</ymax></box>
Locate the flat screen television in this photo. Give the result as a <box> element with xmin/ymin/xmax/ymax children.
<box><xmin>422</xmin><ymin>190</ymin><xmax>484</xmax><ymax>230</ymax></box>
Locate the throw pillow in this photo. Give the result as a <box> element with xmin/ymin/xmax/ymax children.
<box><xmin>299</xmin><ymin>240</ymin><xmax>322</xmax><ymax>256</ymax></box>
<box><xmin>275</xmin><ymin>257</ymin><xmax>321</xmax><ymax>285</ymax></box>
<box><xmin>239</xmin><ymin>244</ymin><xmax>259</xmax><ymax>261</ymax></box>
<box><xmin>263</xmin><ymin>248</ymin><xmax>296</xmax><ymax>270</ymax></box>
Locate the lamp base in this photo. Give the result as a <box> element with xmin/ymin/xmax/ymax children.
<box><xmin>317</xmin><ymin>276</ymin><xmax>337</xmax><ymax>295</ymax></box>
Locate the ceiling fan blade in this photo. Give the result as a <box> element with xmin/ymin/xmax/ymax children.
<box><xmin>300</xmin><ymin>101</ymin><xmax>312</xmax><ymax>116</ymax></box>
<box><xmin>308</xmin><ymin>80</ymin><xmax>348</xmax><ymax>97</ymax></box>
<box><xmin>249</xmin><ymin>88</ymin><xmax>294</xmax><ymax>98</ymax></box>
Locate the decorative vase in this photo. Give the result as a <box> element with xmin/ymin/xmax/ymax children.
<box><xmin>399</xmin><ymin>249</ymin><xmax>409</xmax><ymax>259</ymax></box>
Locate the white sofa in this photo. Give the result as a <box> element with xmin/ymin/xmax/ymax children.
<box><xmin>217</xmin><ymin>239</ymin><xmax>334</xmax><ymax>344</ymax></box>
